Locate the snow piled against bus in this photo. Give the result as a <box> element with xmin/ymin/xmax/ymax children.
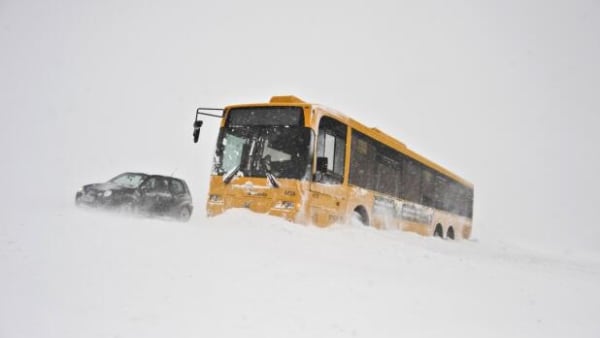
<box><xmin>1</xmin><ymin>206</ymin><xmax>599</xmax><ymax>338</ymax></box>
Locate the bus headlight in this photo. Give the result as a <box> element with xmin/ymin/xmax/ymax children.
<box><xmin>209</xmin><ymin>194</ymin><xmax>223</xmax><ymax>203</ymax></box>
<box><xmin>273</xmin><ymin>201</ymin><xmax>295</xmax><ymax>210</ymax></box>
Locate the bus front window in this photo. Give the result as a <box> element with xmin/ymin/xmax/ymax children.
<box><xmin>213</xmin><ymin>126</ymin><xmax>313</xmax><ymax>181</ymax></box>
<box><xmin>219</xmin><ymin>132</ymin><xmax>247</xmax><ymax>175</ymax></box>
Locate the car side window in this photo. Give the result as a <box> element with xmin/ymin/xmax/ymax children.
<box><xmin>170</xmin><ymin>180</ymin><xmax>185</xmax><ymax>195</ymax></box>
<box><xmin>140</xmin><ymin>178</ymin><xmax>155</xmax><ymax>193</ymax></box>
<box><xmin>154</xmin><ymin>178</ymin><xmax>170</xmax><ymax>195</ymax></box>
<box><xmin>140</xmin><ymin>177</ymin><xmax>169</xmax><ymax>194</ymax></box>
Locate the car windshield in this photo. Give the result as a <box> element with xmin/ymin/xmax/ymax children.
<box><xmin>213</xmin><ymin>126</ymin><xmax>313</xmax><ymax>180</ymax></box>
<box><xmin>109</xmin><ymin>173</ymin><xmax>148</xmax><ymax>188</ymax></box>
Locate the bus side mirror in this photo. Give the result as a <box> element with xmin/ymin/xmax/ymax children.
<box><xmin>193</xmin><ymin>120</ymin><xmax>203</xmax><ymax>143</ymax></box>
<box><xmin>316</xmin><ymin>157</ymin><xmax>328</xmax><ymax>173</ymax></box>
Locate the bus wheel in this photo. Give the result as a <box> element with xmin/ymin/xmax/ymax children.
<box><xmin>353</xmin><ymin>206</ymin><xmax>370</xmax><ymax>226</ymax></box>
<box><xmin>446</xmin><ymin>227</ymin><xmax>455</xmax><ymax>240</ymax></box>
<box><xmin>434</xmin><ymin>224</ymin><xmax>444</xmax><ymax>238</ymax></box>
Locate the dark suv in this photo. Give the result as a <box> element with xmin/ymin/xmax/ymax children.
<box><xmin>75</xmin><ymin>172</ymin><xmax>193</xmax><ymax>221</ymax></box>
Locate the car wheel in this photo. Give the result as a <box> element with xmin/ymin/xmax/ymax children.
<box><xmin>177</xmin><ymin>206</ymin><xmax>192</xmax><ymax>222</ymax></box>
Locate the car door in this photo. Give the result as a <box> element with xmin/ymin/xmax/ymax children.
<box><xmin>138</xmin><ymin>177</ymin><xmax>171</xmax><ymax>214</ymax></box>
<box><xmin>138</xmin><ymin>177</ymin><xmax>158</xmax><ymax>213</ymax></box>
<box><xmin>153</xmin><ymin>177</ymin><xmax>173</xmax><ymax>213</ymax></box>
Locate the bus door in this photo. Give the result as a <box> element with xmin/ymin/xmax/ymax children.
<box><xmin>310</xmin><ymin>116</ymin><xmax>348</xmax><ymax>226</ymax></box>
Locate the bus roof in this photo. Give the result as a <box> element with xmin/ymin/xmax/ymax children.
<box><xmin>224</xmin><ymin>95</ymin><xmax>473</xmax><ymax>188</ymax></box>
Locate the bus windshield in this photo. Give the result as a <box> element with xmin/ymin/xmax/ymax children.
<box><xmin>213</xmin><ymin>126</ymin><xmax>313</xmax><ymax>181</ymax></box>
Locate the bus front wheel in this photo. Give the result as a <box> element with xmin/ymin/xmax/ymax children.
<box><xmin>353</xmin><ymin>206</ymin><xmax>369</xmax><ymax>226</ymax></box>
<box><xmin>434</xmin><ymin>224</ymin><xmax>444</xmax><ymax>238</ymax></box>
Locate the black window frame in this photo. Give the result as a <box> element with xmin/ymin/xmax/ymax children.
<box><xmin>225</xmin><ymin>106</ymin><xmax>305</xmax><ymax>127</ymax></box>
<box><xmin>348</xmin><ymin>128</ymin><xmax>473</xmax><ymax>219</ymax></box>
<box><xmin>315</xmin><ymin>116</ymin><xmax>347</xmax><ymax>184</ymax></box>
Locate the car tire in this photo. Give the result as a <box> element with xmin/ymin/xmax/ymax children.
<box><xmin>177</xmin><ymin>206</ymin><xmax>192</xmax><ymax>222</ymax></box>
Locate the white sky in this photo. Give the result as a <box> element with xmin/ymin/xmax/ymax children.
<box><xmin>1</xmin><ymin>0</ymin><xmax>599</xmax><ymax>252</ymax></box>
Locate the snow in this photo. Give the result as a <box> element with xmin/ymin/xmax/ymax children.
<box><xmin>2</xmin><ymin>205</ymin><xmax>599</xmax><ymax>338</ymax></box>
<box><xmin>2</xmin><ymin>0</ymin><xmax>600</xmax><ymax>337</ymax></box>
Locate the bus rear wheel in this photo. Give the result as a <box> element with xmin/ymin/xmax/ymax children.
<box><xmin>353</xmin><ymin>206</ymin><xmax>369</xmax><ymax>226</ymax></box>
<box><xmin>446</xmin><ymin>227</ymin><xmax>455</xmax><ymax>240</ymax></box>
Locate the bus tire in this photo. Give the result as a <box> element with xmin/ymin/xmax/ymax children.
<box><xmin>434</xmin><ymin>224</ymin><xmax>444</xmax><ymax>238</ymax></box>
<box><xmin>446</xmin><ymin>226</ymin><xmax>455</xmax><ymax>240</ymax></box>
<box><xmin>353</xmin><ymin>206</ymin><xmax>370</xmax><ymax>226</ymax></box>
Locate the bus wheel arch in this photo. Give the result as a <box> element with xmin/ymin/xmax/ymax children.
<box><xmin>446</xmin><ymin>226</ymin><xmax>455</xmax><ymax>240</ymax></box>
<box><xmin>353</xmin><ymin>206</ymin><xmax>370</xmax><ymax>226</ymax></box>
<box><xmin>433</xmin><ymin>223</ymin><xmax>444</xmax><ymax>238</ymax></box>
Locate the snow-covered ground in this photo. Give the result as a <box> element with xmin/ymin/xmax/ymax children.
<box><xmin>2</xmin><ymin>204</ymin><xmax>599</xmax><ymax>338</ymax></box>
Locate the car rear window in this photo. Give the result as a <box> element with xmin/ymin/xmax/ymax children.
<box><xmin>171</xmin><ymin>180</ymin><xmax>185</xmax><ymax>195</ymax></box>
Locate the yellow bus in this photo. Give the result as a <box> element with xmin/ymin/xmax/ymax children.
<box><xmin>193</xmin><ymin>95</ymin><xmax>473</xmax><ymax>239</ymax></box>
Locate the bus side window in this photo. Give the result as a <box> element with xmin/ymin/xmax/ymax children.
<box><xmin>421</xmin><ymin>169</ymin><xmax>434</xmax><ymax>207</ymax></box>
<box><xmin>401</xmin><ymin>160</ymin><xmax>422</xmax><ymax>203</ymax></box>
<box><xmin>316</xmin><ymin>116</ymin><xmax>347</xmax><ymax>184</ymax></box>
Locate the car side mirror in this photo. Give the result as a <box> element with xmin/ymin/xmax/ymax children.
<box><xmin>193</xmin><ymin>120</ymin><xmax>203</xmax><ymax>143</ymax></box>
<box><xmin>316</xmin><ymin>157</ymin><xmax>328</xmax><ymax>173</ymax></box>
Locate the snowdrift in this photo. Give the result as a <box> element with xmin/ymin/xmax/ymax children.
<box><xmin>1</xmin><ymin>207</ymin><xmax>599</xmax><ymax>338</ymax></box>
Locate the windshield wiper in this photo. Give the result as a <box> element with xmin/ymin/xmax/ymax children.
<box><xmin>262</xmin><ymin>155</ymin><xmax>280</xmax><ymax>188</ymax></box>
<box><xmin>223</xmin><ymin>165</ymin><xmax>241</xmax><ymax>185</ymax></box>
<box><xmin>266</xmin><ymin>172</ymin><xmax>280</xmax><ymax>188</ymax></box>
